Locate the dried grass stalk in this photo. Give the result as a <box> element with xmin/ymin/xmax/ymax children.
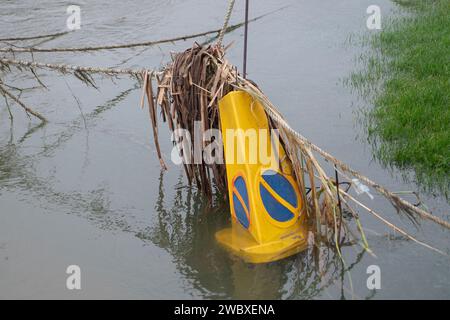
<box><xmin>150</xmin><ymin>44</ymin><xmax>234</xmax><ymax>199</ymax></box>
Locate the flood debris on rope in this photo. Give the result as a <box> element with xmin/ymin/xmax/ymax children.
<box><xmin>138</xmin><ymin>43</ymin><xmax>449</xmax><ymax>257</ymax></box>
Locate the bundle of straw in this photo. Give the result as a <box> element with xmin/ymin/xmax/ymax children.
<box><xmin>148</xmin><ymin>45</ymin><xmax>235</xmax><ymax>198</ymax></box>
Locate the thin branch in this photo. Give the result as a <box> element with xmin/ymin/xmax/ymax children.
<box><xmin>0</xmin><ymin>31</ymin><xmax>70</xmax><ymax>42</ymax></box>
<box><xmin>0</xmin><ymin>83</ymin><xmax>47</xmax><ymax>122</ymax></box>
<box><xmin>64</xmin><ymin>79</ymin><xmax>87</xmax><ymax>130</ymax></box>
<box><xmin>30</xmin><ymin>67</ymin><xmax>48</xmax><ymax>90</ymax></box>
<box><xmin>3</xmin><ymin>95</ymin><xmax>13</xmax><ymax>121</ymax></box>
<box><xmin>341</xmin><ymin>189</ymin><xmax>447</xmax><ymax>256</ymax></box>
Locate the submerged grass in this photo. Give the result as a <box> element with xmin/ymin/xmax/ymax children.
<box><xmin>351</xmin><ymin>0</ymin><xmax>450</xmax><ymax>196</ymax></box>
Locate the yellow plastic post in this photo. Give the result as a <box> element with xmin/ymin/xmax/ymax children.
<box><xmin>215</xmin><ymin>91</ymin><xmax>308</xmax><ymax>263</ymax></box>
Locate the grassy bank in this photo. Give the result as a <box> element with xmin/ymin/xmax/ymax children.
<box><xmin>351</xmin><ymin>0</ymin><xmax>449</xmax><ymax>195</ymax></box>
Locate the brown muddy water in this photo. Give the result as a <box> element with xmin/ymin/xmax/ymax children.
<box><xmin>0</xmin><ymin>0</ymin><xmax>449</xmax><ymax>299</ymax></box>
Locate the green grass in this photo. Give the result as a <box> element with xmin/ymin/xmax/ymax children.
<box><xmin>351</xmin><ymin>0</ymin><xmax>450</xmax><ymax>196</ymax></box>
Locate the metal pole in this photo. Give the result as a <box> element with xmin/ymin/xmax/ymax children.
<box><xmin>243</xmin><ymin>0</ymin><xmax>249</xmax><ymax>79</ymax></box>
<box><xmin>334</xmin><ymin>166</ymin><xmax>343</xmax><ymax>242</ymax></box>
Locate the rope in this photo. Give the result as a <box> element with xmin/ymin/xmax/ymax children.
<box><xmin>269</xmin><ymin>105</ymin><xmax>450</xmax><ymax>229</ymax></box>
<box><xmin>0</xmin><ymin>18</ymin><xmax>245</xmax><ymax>54</ymax></box>
<box><xmin>237</xmin><ymin>82</ymin><xmax>450</xmax><ymax>230</ymax></box>
<box><xmin>217</xmin><ymin>0</ymin><xmax>236</xmax><ymax>46</ymax></box>
<box><xmin>0</xmin><ymin>29</ymin><xmax>224</xmax><ymax>53</ymax></box>
<box><xmin>0</xmin><ymin>58</ymin><xmax>160</xmax><ymax>77</ymax></box>
<box><xmin>0</xmin><ymin>31</ymin><xmax>70</xmax><ymax>42</ymax></box>
<box><xmin>0</xmin><ymin>5</ymin><xmax>288</xmax><ymax>54</ymax></box>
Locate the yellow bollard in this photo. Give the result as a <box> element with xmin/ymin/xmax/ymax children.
<box><xmin>215</xmin><ymin>91</ymin><xmax>308</xmax><ymax>263</ymax></box>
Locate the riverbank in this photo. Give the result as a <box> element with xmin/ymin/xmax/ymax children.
<box><xmin>352</xmin><ymin>0</ymin><xmax>449</xmax><ymax>196</ymax></box>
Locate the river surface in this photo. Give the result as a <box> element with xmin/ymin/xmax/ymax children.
<box><xmin>0</xmin><ymin>0</ymin><xmax>449</xmax><ymax>299</ymax></box>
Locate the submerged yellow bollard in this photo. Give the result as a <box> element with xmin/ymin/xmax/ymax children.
<box><xmin>215</xmin><ymin>91</ymin><xmax>308</xmax><ymax>263</ymax></box>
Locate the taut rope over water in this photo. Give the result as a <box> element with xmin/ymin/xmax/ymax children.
<box><xmin>236</xmin><ymin>80</ymin><xmax>450</xmax><ymax>230</ymax></box>
<box><xmin>0</xmin><ymin>31</ymin><xmax>70</xmax><ymax>42</ymax></box>
<box><xmin>0</xmin><ymin>57</ymin><xmax>159</xmax><ymax>77</ymax></box>
<box><xmin>217</xmin><ymin>0</ymin><xmax>236</xmax><ymax>46</ymax></box>
<box><xmin>0</xmin><ymin>6</ymin><xmax>283</xmax><ymax>54</ymax></box>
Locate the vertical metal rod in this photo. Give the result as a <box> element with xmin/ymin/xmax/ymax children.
<box><xmin>335</xmin><ymin>166</ymin><xmax>343</xmax><ymax>242</ymax></box>
<box><xmin>243</xmin><ymin>0</ymin><xmax>249</xmax><ymax>79</ymax></box>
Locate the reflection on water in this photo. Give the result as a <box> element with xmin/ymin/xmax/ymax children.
<box><xmin>143</xmin><ymin>172</ymin><xmax>369</xmax><ymax>299</ymax></box>
<box><xmin>0</xmin><ymin>86</ymin><xmax>137</xmax><ymax>227</ymax></box>
<box><xmin>0</xmin><ymin>101</ymin><xmax>369</xmax><ymax>299</ymax></box>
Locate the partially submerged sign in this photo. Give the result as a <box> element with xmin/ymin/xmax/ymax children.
<box><xmin>216</xmin><ymin>91</ymin><xmax>307</xmax><ymax>263</ymax></box>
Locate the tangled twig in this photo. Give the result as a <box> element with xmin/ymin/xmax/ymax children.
<box><xmin>0</xmin><ymin>82</ymin><xmax>47</xmax><ymax>122</ymax></box>
<box><xmin>0</xmin><ymin>31</ymin><xmax>70</xmax><ymax>42</ymax></box>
